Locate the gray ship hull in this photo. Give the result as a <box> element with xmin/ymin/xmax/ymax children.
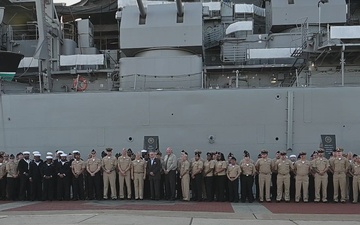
<box><xmin>1</xmin><ymin>86</ymin><xmax>358</xmax><ymax>156</ymax></box>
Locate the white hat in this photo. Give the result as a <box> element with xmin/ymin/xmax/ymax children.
<box><xmin>34</xmin><ymin>153</ymin><xmax>41</xmax><ymax>157</ymax></box>
<box><xmin>72</xmin><ymin>150</ymin><xmax>80</xmax><ymax>154</ymax></box>
<box><xmin>60</xmin><ymin>153</ymin><xmax>67</xmax><ymax>157</ymax></box>
<box><xmin>46</xmin><ymin>156</ymin><xmax>53</xmax><ymax>159</ymax></box>
<box><xmin>141</xmin><ymin>150</ymin><xmax>147</xmax><ymax>153</ymax></box>
<box><xmin>32</xmin><ymin>151</ymin><xmax>40</xmax><ymax>155</ymax></box>
<box><xmin>289</xmin><ymin>154</ymin><xmax>297</xmax><ymax>158</ymax></box>
<box><xmin>57</xmin><ymin>150</ymin><xmax>64</xmax><ymax>155</ymax></box>
<box><xmin>47</xmin><ymin>152</ymin><xmax>53</xmax><ymax>156</ymax></box>
<box><xmin>23</xmin><ymin>151</ymin><xmax>30</xmax><ymax>155</ymax></box>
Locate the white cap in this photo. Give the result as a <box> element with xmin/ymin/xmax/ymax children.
<box><xmin>289</xmin><ymin>154</ymin><xmax>297</xmax><ymax>158</ymax></box>
<box><xmin>72</xmin><ymin>150</ymin><xmax>80</xmax><ymax>154</ymax></box>
<box><xmin>34</xmin><ymin>153</ymin><xmax>41</xmax><ymax>157</ymax></box>
<box><xmin>60</xmin><ymin>153</ymin><xmax>67</xmax><ymax>157</ymax></box>
<box><xmin>32</xmin><ymin>151</ymin><xmax>40</xmax><ymax>155</ymax></box>
<box><xmin>47</xmin><ymin>152</ymin><xmax>53</xmax><ymax>156</ymax></box>
<box><xmin>46</xmin><ymin>156</ymin><xmax>53</xmax><ymax>159</ymax></box>
<box><xmin>141</xmin><ymin>150</ymin><xmax>147</xmax><ymax>153</ymax></box>
<box><xmin>23</xmin><ymin>151</ymin><xmax>30</xmax><ymax>155</ymax></box>
<box><xmin>57</xmin><ymin>151</ymin><xmax>64</xmax><ymax>155</ymax></box>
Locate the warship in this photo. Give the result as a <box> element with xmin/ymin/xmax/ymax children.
<box><xmin>0</xmin><ymin>0</ymin><xmax>359</xmax><ymax>157</ymax></box>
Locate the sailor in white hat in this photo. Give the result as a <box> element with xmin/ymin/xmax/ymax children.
<box><xmin>72</xmin><ymin>150</ymin><xmax>80</xmax><ymax>154</ymax></box>
<box><xmin>43</xmin><ymin>155</ymin><xmax>55</xmax><ymax>201</ymax></box>
<box><xmin>289</xmin><ymin>154</ymin><xmax>297</xmax><ymax>163</ymax></box>
<box><xmin>56</xmin><ymin>150</ymin><xmax>64</xmax><ymax>162</ymax></box>
<box><xmin>57</xmin><ymin>152</ymin><xmax>71</xmax><ymax>200</ymax></box>
<box><xmin>141</xmin><ymin>149</ymin><xmax>148</xmax><ymax>159</ymax></box>
<box><xmin>29</xmin><ymin>152</ymin><xmax>42</xmax><ymax>200</ymax></box>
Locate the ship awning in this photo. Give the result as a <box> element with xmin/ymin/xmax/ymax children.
<box><xmin>234</xmin><ymin>4</ymin><xmax>266</xmax><ymax>17</ymax></box>
<box><xmin>225</xmin><ymin>21</ymin><xmax>253</xmax><ymax>35</ymax></box>
<box><xmin>202</xmin><ymin>2</ymin><xmax>221</xmax><ymax>11</ymax></box>
<box><xmin>330</xmin><ymin>25</ymin><xmax>360</xmax><ymax>39</ymax></box>
<box><xmin>60</xmin><ymin>54</ymin><xmax>105</xmax><ymax>66</ymax></box>
<box><xmin>117</xmin><ymin>0</ymin><xmax>171</xmax><ymax>8</ymax></box>
<box><xmin>18</xmin><ymin>57</ymin><xmax>38</xmax><ymax>68</ymax></box>
<box><xmin>247</xmin><ymin>48</ymin><xmax>296</xmax><ymax>59</ymax></box>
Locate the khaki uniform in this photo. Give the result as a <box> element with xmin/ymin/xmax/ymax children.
<box><xmin>240</xmin><ymin>162</ymin><xmax>255</xmax><ymax>176</ymax></box>
<box><xmin>0</xmin><ymin>162</ymin><xmax>6</xmax><ymax>199</ymax></box>
<box><xmin>227</xmin><ymin>163</ymin><xmax>241</xmax><ymax>202</ymax></box>
<box><xmin>180</xmin><ymin>160</ymin><xmax>190</xmax><ymax>201</ymax></box>
<box><xmin>102</xmin><ymin>156</ymin><xmax>117</xmax><ymax>199</ymax></box>
<box><xmin>311</xmin><ymin>157</ymin><xmax>329</xmax><ymax>202</ymax></box>
<box><xmin>6</xmin><ymin>160</ymin><xmax>18</xmax><ymax>200</ymax></box>
<box><xmin>0</xmin><ymin>162</ymin><xmax>6</xmax><ymax>179</ymax></box>
<box><xmin>214</xmin><ymin>160</ymin><xmax>227</xmax><ymax>201</ymax></box>
<box><xmin>274</xmin><ymin>159</ymin><xmax>293</xmax><ymax>201</ymax></box>
<box><xmin>86</xmin><ymin>157</ymin><xmax>102</xmax><ymax>200</ymax></box>
<box><xmin>191</xmin><ymin>160</ymin><xmax>204</xmax><ymax>201</ymax></box>
<box><xmin>203</xmin><ymin>160</ymin><xmax>215</xmax><ymax>177</ymax></box>
<box><xmin>6</xmin><ymin>161</ymin><xmax>18</xmax><ymax>178</ymax></box>
<box><xmin>203</xmin><ymin>159</ymin><xmax>215</xmax><ymax>201</ymax></box>
<box><xmin>87</xmin><ymin>158</ymin><xmax>102</xmax><ymax>173</ymax></box>
<box><xmin>255</xmin><ymin>158</ymin><xmax>272</xmax><ymax>201</ymax></box>
<box><xmin>240</xmin><ymin>161</ymin><xmax>256</xmax><ymax>202</ymax></box>
<box><xmin>71</xmin><ymin>159</ymin><xmax>85</xmax><ymax>175</ymax></box>
<box><xmin>227</xmin><ymin>164</ymin><xmax>241</xmax><ymax>179</ymax></box>
<box><xmin>214</xmin><ymin>161</ymin><xmax>227</xmax><ymax>176</ymax></box>
<box><xmin>329</xmin><ymin>156</ymin><xmax>350</xmax><ymax>202</ymax></box>
<box><xmin>131</xmin><ymin>159</ymin><xmax>146</xmax><ymax>199</ymax></box>
<box><xmin>71</xmin><ymin>159</ymin><xmax>86</xmax><ymax>200</ymax></box>
<box><xmin>294</xmin><ymin>160</ymin><xmax>310</xmax><ymax>202</ymax></box>
<box><xmin>118</xmin><ymin>155</ymin><xmax>132</xmax><ymax>199</ymax></box>
<box><xmin>351</xmin><ymin>162</ymin><xmax>360</xmax><ymax>203</ymax></box>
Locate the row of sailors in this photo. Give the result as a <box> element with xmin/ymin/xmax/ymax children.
<box><xmin>0</xmin><ymin>147</ymin><xmax>359</xmax><ymax>203</ymax></box>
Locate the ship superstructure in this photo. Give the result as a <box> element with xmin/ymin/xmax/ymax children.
<box><xmin>0</xmin><ymin>0</ymin><xmax>359</xmax><ymax>92</ymax></box>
